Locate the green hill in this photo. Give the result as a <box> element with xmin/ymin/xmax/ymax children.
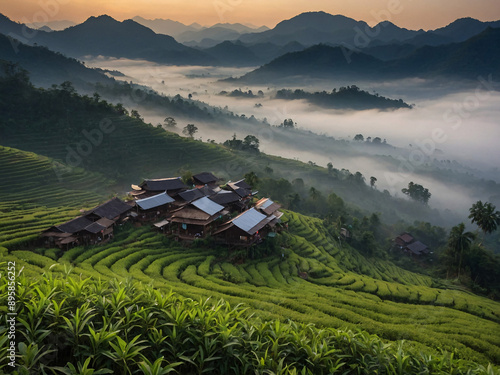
<box><xmin>0</xmin><ymin>145</ymin><xmax>112</xmax><ymax>249</ymax></box>
<box><xmin>1</xmin><ymin>61</ymin><xmax>500</xmax><ymax>373</ymax></box>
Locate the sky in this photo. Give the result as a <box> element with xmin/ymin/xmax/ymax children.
<box><xmin>4</xmin><ymin>0</ymin><xmax>500</xmax><ymax>30</ymax></box>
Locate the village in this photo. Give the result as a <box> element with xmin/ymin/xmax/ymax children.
<box><xmin>41</xmin><ymin>172</ymin><xmax>284</xmax><ymax>250</ymax></box>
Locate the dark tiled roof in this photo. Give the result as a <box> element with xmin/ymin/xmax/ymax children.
<box><xmin>397</xmin><ymin>233</ymin><xmax>414</xmax><ymax>244</ymax></box>
<box><xmin>142</xmin><ymin>177</ymin><xmax>187</xmax><ymax>191</ymax></box>
<box><xmin>407</xmin><ymin>241</ymin><xmax>428</xmax><ymax>255</ymax></box>
<box><xmin>228</xmin><ymin>179</ymin><xmax>252</xmax><ymax>198</ymax></box>
<box><xmin>57</xmin><ymin>216</ymin><xmax>93</xmax><ymax>233</ymax></box>
<box><xmin>210</xmin><ymin>190</ymin><xmax>240</xmax><ymax>205</ymax></box>
<box><xmin>84</xmin><ymin>222</ymin><xmax>106</xmax><ymax>234</ymax></box>
<box><xmin>92</xmin><ymin>198</ymin><xmax>132</xmax><ymax>220</ymax></box>
<box><xmin>193</xmin><ymin>172</ymin><xmax>218</xmax><ymax>185</ymax></box>
<box><xmin>179</xmin><ymin>186</ymin><xmax>216</xmax><ymax>202</ymax></box>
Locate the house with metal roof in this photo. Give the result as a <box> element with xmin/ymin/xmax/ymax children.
<box><xmin>213</xmin><ymin>207</ymin><xmax>281</xmax><ymax>246</ymax></box>
<box><xmin>169</xmin><ymin>197</ymin><xmax>227</xmax><ymax>239</ymax></box>
<box><xmin>135</xmin><ymin>192</ymin><xmax>175</xmax><ymax>221</ymax></box>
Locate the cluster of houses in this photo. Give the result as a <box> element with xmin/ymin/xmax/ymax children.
<box><xmin>42</xmin><ymin>172</ymin><xmax>283</xmax><ymax>249</ymax></box>
<box><xmin>394</xmin><ymin>232</ymin><xmax>430</xmax><ymax>257</ymax></box>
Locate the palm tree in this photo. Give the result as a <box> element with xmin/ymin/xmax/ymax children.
<box><xmin>468</xmin><ymin>201</ymin><xmax>500</xmax><ymax>236</ymax></box>
<box><xmin>447</xmin><ymin>223</ymin><xmax>476</xmax><ymax>278</ymax></box>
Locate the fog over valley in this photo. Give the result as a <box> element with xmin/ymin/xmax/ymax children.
<box><xmin>87</xmin><ymin>58</ymin><xmax>500</xmax><ymax>222</ymax></box>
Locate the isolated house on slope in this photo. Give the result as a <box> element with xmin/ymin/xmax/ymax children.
<box><xmin>394</xmin><ymin>232</ymin><xmax>429</xmax><ymax>257</ymax></box>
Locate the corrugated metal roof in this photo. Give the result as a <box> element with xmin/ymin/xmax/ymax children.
<box><xmin>191</xmin><ymin>196</ymin><xmax>224</xmax><ymax>216</ymax></box>
<box><xmin>258</xmin><ymin>198</ymin><xmax>274</xmax><ymax>209</ymax></box>
<box><xmin>232</xmin><ymin>208</ymin><xmax>267</xmax><ymax>234</ymax></box>
<box><xmin>136</xmin><ymin>192</ymin><xmax>174</xmax><ymax>210</ymax></box>
<box><xmin>154</xmin><ymin>219</ymin><xmax>170</xmax><ymax>228</ymax></box>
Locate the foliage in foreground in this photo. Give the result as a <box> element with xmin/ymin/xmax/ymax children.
<box><xmin>0</xmin><ymin>273</ymin><xmax>498</xmax><ymax>375</ymax></box>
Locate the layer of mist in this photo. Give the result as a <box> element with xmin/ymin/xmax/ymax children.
<box><xmin>86</xmin><ymin>58</ymin><xmax>500</xmax><ymax>225</ymax></box>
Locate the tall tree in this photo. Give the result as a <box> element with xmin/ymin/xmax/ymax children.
<box><xmin>163</xmin><ymin>117</ymin><xmax>177</xmax><ymax>128</ymax></box>
<box><xmin>468</xmin><ymin>201</ymin><xmax>500</xmax><ymax>235</ymax></box>
<box><xmin>402</xmin><ymin>181</ymin><xmax>431</xmax><ymax>204</ymax></box>
<box><xmin>243</xmin><ymin>135</ymin><xmax>260</xmax><ymax>152</ymax></box>
<box><xmin>446</xmin><ymin>223</ymin><xmax>476</xmax><ymax>278</ymax></box>
<box><xmin>243</xmin><ymin>171</ymin><xmax>259</xmax><ymax>189</ymax></box>
<box><xmin>182</xmin><ymin>124</ymin><xmax>198</xmax><ymax>138</ymax></box>
<box><xmin>370</xmin><ymin>176</ymin><xmax>377</xmax><ymax>188</ymax></box>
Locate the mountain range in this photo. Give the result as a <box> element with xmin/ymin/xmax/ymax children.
<box><xmin>1</xmin><ymin>11</ymin><xmax>499</xmax><ymax>78</ymax></box>
<box><xmin>0</xmin><ymin>14</ymin><xmax>217</xmax><ymax>65</ymax></box>
<box><xmin>231</xmin><ymin>27</ymin><xmax>500</xmax><ymax>83</ymax></box>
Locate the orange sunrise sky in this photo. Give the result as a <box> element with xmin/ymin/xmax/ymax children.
<box><xmin>3</xmin><ymin>0</ymin><xmax>500</xmax><ymax>30</ymax></box>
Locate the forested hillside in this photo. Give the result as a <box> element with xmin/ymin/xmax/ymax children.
<box><xmin>1</xmin><ymin>61</ymin><xmax>500</xmax><ymax>374</ymax></box>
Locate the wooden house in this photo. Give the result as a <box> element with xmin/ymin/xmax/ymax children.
<box><xmin>131</xmin><ymin>177</ymin><xmax>187</xmax><ymax>198</ymax></box>
<box><xmin>178</xmin><ymin>186</ymin><xmax>218</xmax><ymax>203</ymax></box>
<box><xmin>227</xmin><ymin>179</ymin><xmax>252</xmax><ymax>198</ymax></box>
<box><xmin>192</xmin><ymin>172</ymin><xmax>219</xmax><ymax>188</ymax></box>
<box><xmin>169</xmin><ymin>196</ymin><xmax>226</xmax><ymax>239</ymax></box>
<box><xmin>255</xmin><ymin>198</ymin><xmax>281</xmax><ymax>216</ymax></box>
<box><xmin>209</xmin><ymin>190</ymin><xmax>246</xmax><ymax>212</ymax></box>
<box><xmin>394</xmin><ymin>232</ymin><xmax>429</xmax><ymax>257</ymax></box>
<box><xmin>135</xmin><ymin>192</ymin><xmax>175</xmax><ymax>221</ymax></box>
<box><xmin>395</xmin><ymin>232</ymin><xmax>414</xmax><ymax>247</ymax></box>
<box><xmin>41</xmin><ymin>198</ymin><xmax>132</xmax><ymax>248</ymax></box>
<box><xmin>406</xmin><ymin>241</ymin><xmax>429</xmax><ymax>256</ymax></box>
<box><xmin>86</xmin><ymin>197</ymin><xmax>133</xmax><ymax>222</ymax></box>
<box><xmin>213</xmin><ymin>207</ymin><xmax>281</xmax><ymax>246</ymax></box>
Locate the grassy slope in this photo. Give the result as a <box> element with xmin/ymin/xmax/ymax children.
<box><xmin>1</xmin><ymin>146</ymin><xmax>500</xmax><ymax>367</ymax></box>
<box><xmin>0</xmin><ymin>146</ymin><xmax>112</xmax><ymax>248</ymax></box>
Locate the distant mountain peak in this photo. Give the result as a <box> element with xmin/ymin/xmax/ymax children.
<box><xmin>82</xmin><ymin>14</ymin><xmax>119</xmax><ymax>25</ymax></box>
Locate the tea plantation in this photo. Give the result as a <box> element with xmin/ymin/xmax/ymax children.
<box><xmin>1</xmin><ymin>146</ymin><xmax>500</xmax><ymax>374</ymax></box>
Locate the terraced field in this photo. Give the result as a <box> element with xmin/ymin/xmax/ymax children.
<box><xmin>5</xmin><ymin>215</ymin><xmax>499</xmax><ymax>366</ymax></box>
<box><xmin>2</xmin><ymin>145</ymin><xmax>500</xmax><ymax>368</ymax></box>
<box><xmin>0</xmin><ymin>146</ymin><xmax>111</xmax><ymax>248</ymax></box>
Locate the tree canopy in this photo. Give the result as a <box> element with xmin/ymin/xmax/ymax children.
<box><xmin>402</xmin><ymin>182</ymin><xmax>431</xmax><ymax>205</ymax></box>
<box><xmin>469</xmin><ymin>201</ymin><xmax>500</xmax><ymax>235</ymax></box>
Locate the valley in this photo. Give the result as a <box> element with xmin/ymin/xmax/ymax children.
<box><xmin>1</xmin><ymin>6</ymin><xmax>500</xmax><ymax>374</ymax></box>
